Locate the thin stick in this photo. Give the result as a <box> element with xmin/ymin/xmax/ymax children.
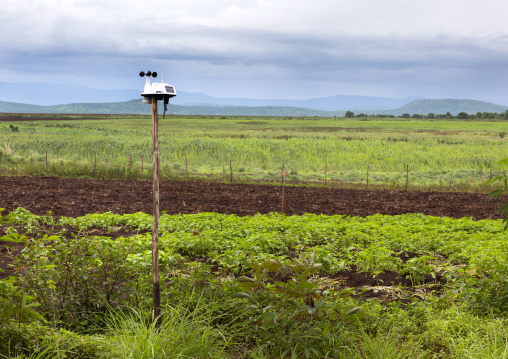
<box><xmin>281</xmin><ymin>163</ymin><xmax>285</xmax><ymax>214</ymax></box>
<box><xmin>324</xmin><ymin>163</ymin><xmax>328</xmax><ymax>186</ymax></box>
<box><xmin>366</xmin><ymin>164</ymin><xmax>369</xmax><ymax>189</ymax></box>
<box><xmin>151</xmin><ymin>97</ymin><xmax>161</xmax><ymax>329</ymax></box>
<box><xmin>141</xmin><ymin>154</ymin><xmax>144</xmax><ymax>177</ymax></box>
<box><xmin>45</xmin><ymin>150</ymin><xmax>48</xmax><ymax>172</ymax></box>
<box><xmin>230</xmin><ymin>160</ymin><xmax>233</xmax><ymax>183</ymax></box>
<box><xmin>94</xmin><ymin>152</ymin><xmax>97</xmax><ymax>176</ymax></box>
<box><xmin>448</xmin><ymin>167</ymin><xmax>454</xmax><ymax>191</ymax></box>
<box><xmin>186</xmin><ymin>156</ymin><xmax>188</xmax><ymax>182</ymax></box>
<box><xmin>405</xmin><ymin>164</ymin><xmax>409</xmax><ymax>191</ymax></box>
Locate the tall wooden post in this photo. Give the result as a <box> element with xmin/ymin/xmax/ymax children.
<box><xmin>151</xmin><ymin>97</ymin><xmax>161</xmax><ymax>328</ymax></box>
<box><xmin>405</xmin><ymin>164</ymin><xmax>409</xmax><ymax>191</ymax></box>
<box><xmin>230</xmin><ymin>160</ymin><xmax>233</xmax><ymax>183</ymax></box>
<box><xmin>366</xmin><ymin>164</ymin><xmax>369</xmax><ymax>189</ymax></box>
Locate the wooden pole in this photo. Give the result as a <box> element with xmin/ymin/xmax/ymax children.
<box><xmin>281</xmin><ymin>163</ymin><xmax>285</xmax><ymax>214</ymax></box>
<box><xmin>405</xmin><ymin>164</ymin><xmax>409</xmax><ymax>191</ymax></box>
<box><xmin>151</xmin><ymin>97</ymin><xmax>161</xmax><ymax>329</ymax></box>
<box><xmin>448</xmin><ymin>167</ymin><xmax>454</xmax><ymax>191</ymax></box>
<box><xmin>93</xmin><ymin>152</ymin><xmax>97</xmax><ymax>176</ymax></box>
<box><xmin>324</xmin><ymin>163</ymin><xmax>327</xmax><ymax>186</ymax></box>
<box><xmin>230</xmin><ymin>160</ymin><xmax>233</xmax><ymax>183</ymax></box>
<box><xmin>366</xmin><ymin>164</ymin><xmax>369</xmax><ymax>189</ymax></box>
<box><xmin>141</xmin><ymin>154</ymin><xmax>144</xmax><ymax>177</ymax></box>
<box><xmin>186</xmin><ymin>156</ymin><xmax>188</xmax><ymax>182</ymax></box>
<box><xmin>45</xmin><ymin>150</ymin><xmax>48</xmax><ymax>172</ymax></box>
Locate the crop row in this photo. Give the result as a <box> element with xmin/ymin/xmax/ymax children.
<box><xmin>7</xmin><ymin>208</ymin><xmax>507</xmax><ymax>279</ymax></box>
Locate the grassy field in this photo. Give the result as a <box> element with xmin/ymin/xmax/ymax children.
<box><xmin>1</xmin><ymin>114</ymin><xmax>507</xmax><ymax>190</ymax></box>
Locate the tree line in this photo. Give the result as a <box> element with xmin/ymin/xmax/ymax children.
<box><xmin>344</xmin><ymin>110</ymin><xmax>508</xmax><ymax>120</ymax></box>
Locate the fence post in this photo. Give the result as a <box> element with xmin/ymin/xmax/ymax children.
<box><xmin>45</xmin><ymin>150</ymin><xmax>48</xmax><ymax>173</ymax></box>
<box><xmin>366</xmin><ymin>164</ymin><xmax>369</xmax><ymax>189</ymax></box>
<box><xmin>325</xmin><ymin>162</ymin><xmax>328</xmax><ymax>186</ymax></box>
<box><xmin>93</xmin><ymin>152</ymin><xmax>97</xmax><ymax>176</ymax></box>
<box><xmin>230</xmin><ymin>160</ymin><xmax>233</xmax><ymax>183</ymax></box>
<box><xmin>448</xmin><ymin>167</ymin><xmax>454</xmax><ymax>191</ymax></box>
<box><xmin>186</xmin><ymin>156</ymin><xmax>188</xmax><ymax>182</ymax></box>
<box><xmin>281</xmin><ymin>163</ymin><xmax>287</xmax><ymax>214</ymax></box>
<box><xmin>141</xmin><ymin>154</ymin><xmax>144</xmax><ymax>178</ymax></box>
<box><xmin>405</xmin><ymin>164</ymin><xmax>409</xmax><ymax>191</ymax></box>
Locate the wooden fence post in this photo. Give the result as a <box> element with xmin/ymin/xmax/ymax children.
<box><xmin>93</xmin><ymin>152</ymin><xmax>97</xmax><ymax>176</ymax></box>
<box><xmin>325</xmin><ymin>162</ymin><xmax>328</xmax><ymax>186</ymax></box>
<box><xmin>186</xmin><ymin>156</ymin><xmax>188</xmax><ymax>182</ymax></box>
<box><xmin>405</xmin><ymin>164</ymin><xmax>409</xmax><ymax>191</ymax></box>
<box><xmin>366</xmin><ymin>164</ymin><xmax>369</xmax><ymax>189</ymax></box>
<box><xmin>230</xmin><ymin>160</ymin><xmax>233</xmax><ymax>183</ymax></box>
<box><xmin>448</xmin><ymin>167</ymin><xmax>454</xmax><ymax>191</ymax></box>
<box><xmin>45</xmin><ymin>150</ymin><xmax>48</xmax><ymax>173</ymax></box>
<box><xmin>281</xmin><ymin>163</ymin><xmax>287</xmax><ymax>214</ymax></box>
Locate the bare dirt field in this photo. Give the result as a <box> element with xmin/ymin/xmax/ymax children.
<box><xmin>0</xmin><ymin>176</ymin><xmax>504</xmax><ymax>219</ymax></box>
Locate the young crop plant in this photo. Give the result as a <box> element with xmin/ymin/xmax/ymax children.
<box><xmin>231</xmin><ymin>253</ymin><xmax>358</xmax><ymax>358</ymax></box>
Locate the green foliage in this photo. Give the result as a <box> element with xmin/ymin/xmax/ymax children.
<box><xmin>0</xmin><ymin>277</ymin><xmax>43</xmax><ymax>329</ymax></box>
<box><xmin>7</xmin><ymin>207</ymin><xmax>508</xmax><ymax>357</ymax></box>
<box><xmin>231</xmin><ymin>253</ymin><xmax>357</xmax><ymax>358</ymax></box>
<box><xmin>102</xmin><ymin>293</ymin><xmax>232</xmax><ymax>359</ymax></box>
<box><xmin>1</xmin><ymin>115</ymin><xmax>507</xmax><ymax>189</ymax></box>
<box><xmin>488</xmin><ymin>157</ymin><xmax>508</xmax><ymax>230</ymax></box>
<box><xmin>14</xmin><ymin>232</ymin><xmax>174</xmax><ymax>333</ymax></box>
<box><xmin>0</xmin><ymin>321</ymin><xmax>104</xmax><ymax>359</ymax></box>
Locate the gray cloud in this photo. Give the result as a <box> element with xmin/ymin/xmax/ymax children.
<box><xmin>1</xmin><ymin>0</ymin><xmax>508</xmax><ymax>103</ymax></box>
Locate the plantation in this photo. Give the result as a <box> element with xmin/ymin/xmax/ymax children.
<box><xmin>2</xmin><ymin>204</ymin><xmax>508</xmax><ymax>358</ymax></box>
<box><xmin>1</xmin><ymin>114</ymin><xmax>507</xmax><ymax>190</ymax></box>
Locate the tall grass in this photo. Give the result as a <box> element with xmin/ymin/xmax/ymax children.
<box><xmin>101</xmin><ymin>291</ymin><xmax>233</xmax><ymax>359</ymax></box>
<box><xmin>1</xmin><ymin>116</ymin><xmax>507</xmax><ymax>189</ymax></box>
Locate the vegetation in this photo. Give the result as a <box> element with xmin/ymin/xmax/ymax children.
<box><xmin>1</xmin><ymin>114</ymin><xmax>507</xmax><ymax>191</ymax></box>
<box><xmin>2</xmin><ymin>205</ymin><xmax>508</xmax><ymax>358</ymax></box>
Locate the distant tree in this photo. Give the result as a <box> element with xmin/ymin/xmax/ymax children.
<box><xmin>457</xmin><ymin>112</ymin><xmax>469</xmax><ymax>119</ymax></box>
<box><xmin>427</xmin><ymin>113</ymin><xmax>435</xmax><ymax>119</ymax></box>
<box><xmin>401</xmin><ymin>113</ymin><xmax>410</xmax><ymax>118</ymax></box>
<box><xmin>445</xmin><ymin>112</ymin><xmax>452</xmax><ymax>118</ymax></box>
<box><xmin>412</xmin><ymin>114</ymin><xmax>423</xmax><ymax>119</ymax></box>
<box><xmin>503</xmin><ymin>110</ymin><xmax>508</xmax><ymax>120</ymax></box>
<box><xmin>345</xmin><ymin>111</ymin><xmax>354</xmax><ymax>118</ymax></box>
<box><xmin>356</xmin><ymin>113</ymin><xmax>367</xmax><ymax>118</ymax></box>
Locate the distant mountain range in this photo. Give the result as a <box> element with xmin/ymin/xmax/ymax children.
<box><xmin>0</xmin><ymin>82</ymin><xmax>507</xmax><ymax>116</ymax></box>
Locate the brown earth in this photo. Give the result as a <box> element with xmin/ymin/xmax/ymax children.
<box><xmin>1</xmin><ymin>176</ymin><xmax>505</xmax><ymax>219</ymax></box>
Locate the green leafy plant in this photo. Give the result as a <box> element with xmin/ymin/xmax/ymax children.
<box><xmin>232</xmin><ymin>253</ymin><xmax>357</xmax><ymax>358</ymax></box>
<box><xmin>401</xmin><ymin>255</ymin><xmax>439</xmax><ymax>286</ymax></box>
<box><xmin>487</xmin><ymin>157</ymin><xmax>508</xmax><ymax>231</ymax></box>
<box><xmin>0</xmin><ymin>276</ymin><xmax>43</xmax><ymax>329</ymax></box>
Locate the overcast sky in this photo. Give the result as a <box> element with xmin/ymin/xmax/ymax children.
<box><xmin>2</xmin><ymin>0</ymin><xmax>508</xmax><ymax>103</ymax></box>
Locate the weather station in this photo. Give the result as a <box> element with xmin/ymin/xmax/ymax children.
<box><xmin>140</xmin><ymin>70</ymin><xmax>177</xmax><ymax>328</ymax></box>
<box><xmin>140</xmin><ymin>70</ymin><xmax>177</xmax><ymax>118</ymax></box>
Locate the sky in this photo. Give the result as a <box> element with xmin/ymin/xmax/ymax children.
<box><xmin>2</xmin><ymin>0</ymin><xmax>508</xmax><ymax>104</ymax></box>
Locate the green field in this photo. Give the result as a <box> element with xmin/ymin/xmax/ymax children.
<box><xmin>1</xmin><ymin>114</ymin><xmax>507</xmax><ymax>190</ymax></box>
<box><xmin>3</xmin><ymin>207</ymin><xmax>508</xmax><ymax>358</ymax></box>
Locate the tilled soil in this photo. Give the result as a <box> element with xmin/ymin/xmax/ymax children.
<box><xmin>1</xmin><ymin>176</ymin><xmax>505</xmax><ymax>219</ymax></box>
